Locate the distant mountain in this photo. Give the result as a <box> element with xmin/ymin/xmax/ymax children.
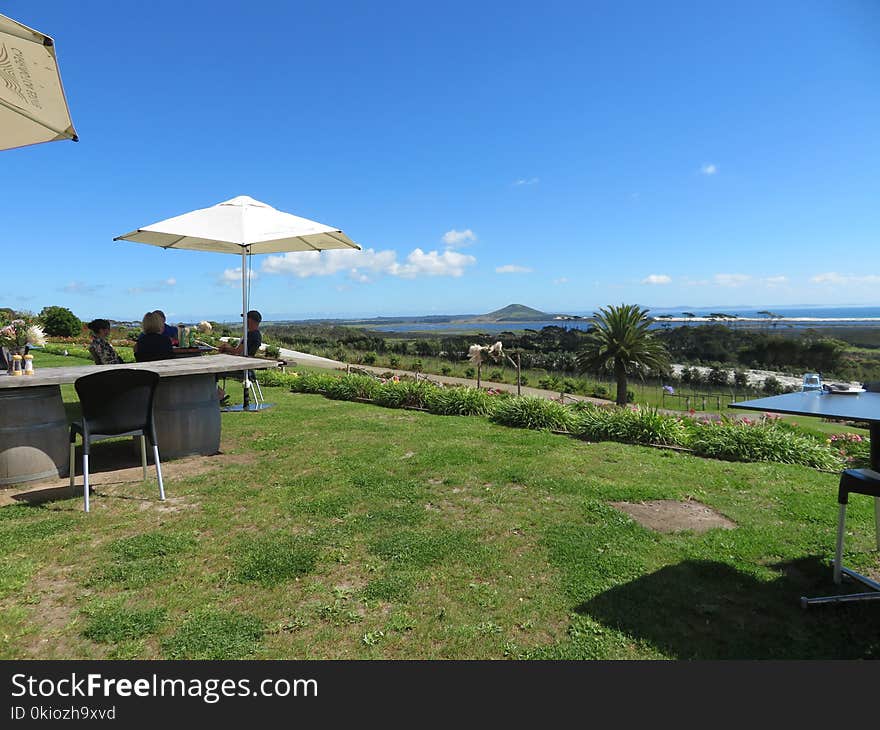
<box><xmin>459</xmin><ymin>303</ymin><xmax>554</xmax><ymax>323</ymax></box>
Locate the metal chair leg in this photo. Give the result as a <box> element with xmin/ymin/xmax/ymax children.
<box><xmin>153</xmin><ymin>444</ymin><xmax>165</xmax><ymax>501</ymax></box>
<box><xmin>83</xmin><ymin>453</ymin><xmax>90</xmax><ymax>513</ymax></box>
<box><xmin>834</xmin><ymin>503</ymin><xmax>847</xmax><ymax>584</ymax></box>
<box><xmin>254</xmin><ymin>376</ymin><xmax>264</xmax><ymax>402</ymax></box>
<box><xmin>140</xmin><ymin>435</ymin><xmax>148</xmax><ymax>481</ymax></box>
<box><xmin>875</xmin><ymin>497</ymin><xmax>880</xmax><ymax>551</ymax></box>
<box><xmin>69</xmin><ymin>441</ymin><xmax>75</xmax><ymax>488</ymax></box>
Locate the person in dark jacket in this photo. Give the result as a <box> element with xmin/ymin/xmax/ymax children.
<box><xmin>134</xmin><ymin>311</ymin><xmax>173</xmax><ymax>362</ymax></box>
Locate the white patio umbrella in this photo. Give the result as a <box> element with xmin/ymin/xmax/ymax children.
<box><xmin>0</xmin><ymin>13</ymin><xmax>77</xmax><ymax>151</ymax></box>
<box><xmin>114</xmin><ymin>195</ymin><xmax>361</xmax><ymax>408</ymax></box>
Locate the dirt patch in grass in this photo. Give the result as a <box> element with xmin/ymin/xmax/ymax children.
<box><xmin>19</xmin><ymin>568</ymin><xmax>102</xmax><ymax>659</ymax></box>
<box><xmin>610</xmin><ymin>500</ymin><xmax>736</xmax><ymax>533</ymax></box>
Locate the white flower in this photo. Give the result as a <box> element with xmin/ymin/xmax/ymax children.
<box><xmin>468</xmin><ymin>344</ymin><xmax>484</xmax><ymax>365</ymax></box>
<box><xmin>27</xmin><ymin>325</ymin><xmax>47</xmax><ymax>347</ymax></box>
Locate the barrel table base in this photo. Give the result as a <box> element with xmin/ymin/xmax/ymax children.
<box><xmin>0</xmin><ymin>374</ymin><xmax>222</xmax><ymax>487</ymax></box>
<box><xmin>152</xmin><ymin>374</ymin><xmax>221</xmax><ymax>459</ymax></box>
<box><xmin>0</xmin><ymin>385</ymin><xmax>70</xmax><ymax>486</ymax></box>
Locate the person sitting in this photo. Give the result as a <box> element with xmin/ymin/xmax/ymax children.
<box><xmin>218</xmin><ymin>310</ymin><xmax>263</xmax><ymax>357</ymax></box>
<box><xmin>87</xmin><ymin>319</ymin><xmax>123</xmax><ymax>365</ymax></box>
<box><xmin>154</xmin><ymin>310</ymin><xmax>179</xmax><ymax>346</ymax></box>
<box><xmin>216</xmin><ymin>310</ymin><xmax>263</xmax><ymax>405</ymax></box>
<box><xmin>134</xmin><ymin>311</ymin><xmax>174</xmax><ymax>362</ymax></box>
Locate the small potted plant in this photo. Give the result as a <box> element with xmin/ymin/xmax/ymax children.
<box><xmin>0</xmin><ymin>315</ymin><xmax>47</xmax><ymax>374</ymax></box>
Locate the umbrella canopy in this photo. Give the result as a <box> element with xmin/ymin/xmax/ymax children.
<box><xmin>113</xmin><ymin>195</ymin><xmax>359</xmax><ymax>254</ymax></box>
<box><xmin>114</xmin><ymin>196</ymin><xmax>361</xmax><ymax>408</ymax></box>
<box><xmin>0</xmin><ymin>13</ymin><xmax>77</xmax><ymax>151</ymax></box>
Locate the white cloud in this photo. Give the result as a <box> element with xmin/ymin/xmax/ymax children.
<box><xmin>553</xmin><ymin>277</ymin><xmax>569</xmax><ymax>285</ymax></box>
<box><xmin>713</xmin><ymin>273</ymin><xmax>751</xmax><ymax>287</ymax></box>
<box><xmin>392</xmin><ymin>248</ymin><xmax>476</xmax><ymax>278</ymax></box>
<box><xmin>513</xmin><ymin>177</ymin><xmax>539</xmax><ymax>186</ymax></box>
<box><xmin>763</xmin><ymin>275</ymin><xmax>788</xmax><ymax>287</ymax></box>
<box><xmin>128</xmin><ymin>277</ymin><xmax>178</xmax><ymax>294</ymax></box>
<box><xmin>700</xmin><ymin>163</ymin><xmax>718</xmax><ymax>175</ymax></box>
<box><xmin>641</xmin><ymin>274</ymin><xmax>671</xmax><ymax>285</ymax></box>
<box><xmin>495</xmin><ymin>264</ymin><xmax>533</xmax><ymax>274</ymax></box>
<box><xmin>262</xmin><ymin>247</ymin><xmax>476</xmax><ymax>281</ymax></box>
<box><xmin>811</xmin><ymin>272</ymin><xmax>880</xmax><ymax>285</ymax></box>
<box><xmin>262</xmin><ymin>248</ymin><xmax>395</xmax><ymax>279</ymax></box>
<box><xmin>442</xmin><ymin>229</ymin><xmax>477</xmax><ymax>247</ymax></box>
<box><xmin>218</xmin><ymin>267</ymin><xmax>258</xmax><ymax>287</ymax></box>
<box><xmin>59</xmin><ymin>281</ymin><xmax>104</xmax><ymax>295</ymax></box>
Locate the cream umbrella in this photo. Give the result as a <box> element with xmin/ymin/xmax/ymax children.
<box><xmin>0</xmin><ymin>12</ymin><xmax>77</xmax><ymax>151</ymax></box>
<box><xmin>114</xmin><ymin>195</ymin><xmax>361</xmax><ymax>409</ymax></box>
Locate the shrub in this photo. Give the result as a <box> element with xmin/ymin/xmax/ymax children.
<box><xmin>490</xmin><ymin>396</ymin><xmax>575</xmax><ymax>431</ymax></box>
<box><xmin>518</xmin><ymin>374</ymin><xmax>529</xmax><ymax>386</ymax></box>
<box><xmin>264</xmin><ymin>345</ymin><xmax>280</xmax><ymax>359</ymax></box>
<box><xmin>388</xmin><ymin>355</ymin><xmax>401</xmax><ymax>368</ymax></box>
<box><xmin>256</xmin><ymin>368</ymin><xmax>291</xmax><ymax>387</ymax></box>
<box><xmin>588</xmin><ymin>383</ymin><xmax>610</xmax><ymax>399</ymax></box>
<box><xmin>487</xmin><ymin>369</ymin><xmax>504</xmax><ymax>382</ymax></box>
<box><xmin>362</xmin><ymin>351</ymin><xmax>377</xmax><ymax>365</ymax></box>
<box><xmin>410</xmin><ymin>360</ymin><xmax>423</xmax><ymax>372</ymax></box>
<box><xmin>324</xmin><ymin>374</ymin><xmax>380</xmax><ymax>401</ymax></box>
<box><xmin>733</xmin><ymin>370</ymin><xmax>749</xmax><ymax>389</ymax></box>
<box><xmin>827</xmin><ymin>432</ymin><xmax>871</xmax><ymax>467</ymax></box>
<box><xmin>288</xmin><ymin>372</ymin><xmax>337</xmax><ymax>394</ymax></box>
<box><xmin>464</xmin><ymin>367</ymin><xmax>475</xmax><ymax>378</ymax></box>
<box><xmin>762</xmin><ymin>376</ymin><xmax>785</xmax><ymax>395</ymax></box>
<box><xmin>688</xmin><ymin>419</ymin><xmax>842</xmax><ymax>470</ymax></box>
<box><xmin>681</xmin><ymin>367</ymin><xmax>702</xmax><ymax>385</ymax></box>
<box><xmin>426</xmin><ymin>386</ymin><xmax>497</xmax><ymax>416</ymax></box>
<box><xmin>707</xmin><ymin>367</ymin><xmax>729</xmax><ymax>387</ymax></box>
<box><xmin>573</xmin><ymin>405</ymin><xmax>689</xmax><ymax>446</ymax></box>
<box><xmin>538</xmin><ymin>375</ymin><xmax>561</xmax><ymax>391</ymax></box>
<box><xmin>440</xmin><ymin>365</ymin><xmax>452</xmax><ymax>376</ymax></box>
<box><xmin>40</xmin><ymin>305</ymin><xmax>82</xmax><ymax>337</ymax></box>
<box><xmin>375</xmin><ymin>380</ymin><xmax>434</xmax><ymax>409</ymax></box>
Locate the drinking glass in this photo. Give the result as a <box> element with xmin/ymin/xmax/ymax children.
<box><xmin>802</xmin><ymin>372</ymin><xmax>822</xmax><ymax>392</ymax></box>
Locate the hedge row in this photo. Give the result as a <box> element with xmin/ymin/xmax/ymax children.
<box><xmin>256</xmin><ymin>370</ymin><xmax>847</xmax><ymax>471</ymax></box>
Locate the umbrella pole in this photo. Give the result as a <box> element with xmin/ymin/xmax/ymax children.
<box><xmin>241</xmin><ymin>248</ymin><xmax>250</xmax><ymax>410</ymax></box>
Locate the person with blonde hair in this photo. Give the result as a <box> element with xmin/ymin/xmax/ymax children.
<box><xmin>134</xmin><ymin>311</ymin><xmax>173</xmax><ymax>362</ymax></box>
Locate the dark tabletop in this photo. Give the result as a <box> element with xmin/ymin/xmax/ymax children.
<box><xmin>730</xmin><ymin>391</ymin><xmax>880</xmax><ymax>423</ymax></box>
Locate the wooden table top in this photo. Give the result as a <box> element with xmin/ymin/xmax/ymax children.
<box><xmin>0</xmin><ymin>354</ymin><xmax>278</xmax><ymax>389</ymax></box>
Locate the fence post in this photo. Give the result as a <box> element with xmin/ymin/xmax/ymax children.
<box><xmin>516</xmin><ymin>352</ymin><xmax>521</xmax><ymax>396</ymax></box>
<box><xmin>686</xmin><ymin>396</ymin><xmax>690</xmax><ymax>410</ymax></box>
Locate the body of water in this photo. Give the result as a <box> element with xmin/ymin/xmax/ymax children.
<box><xmin>370</xmin><ymin>306</ymin><xmax>880</xmax><ymax>333</ymax></box>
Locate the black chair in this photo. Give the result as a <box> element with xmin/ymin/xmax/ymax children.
<box><xmin>804</xmin><ymin>382</ymin><xmax>880</xmax><ymax>605</ymax></box>
<box><xmin>68</xmin><ymin>369</ymin><xmax>166</xmax><ymax>512</ymax></box>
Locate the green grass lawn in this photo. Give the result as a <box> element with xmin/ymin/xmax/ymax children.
<box><xmin>2</xmin><ymin>364</ymin><xmax>878</xmax><ymax>659</ymax></box>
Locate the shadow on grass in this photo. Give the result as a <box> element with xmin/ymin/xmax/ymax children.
<box><xmin>577</xmin><ymin>558</ymin><xmax>880</xmax><ymax>659</ymax></box>
<box><xmin>10</xmin><ymin>440</ymin><xmax>168</xmax><ymax>506</ymax></box>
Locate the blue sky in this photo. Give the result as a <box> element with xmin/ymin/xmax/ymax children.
<box><xmin>3</xmin><ymin>0</ymin><xmax>879</xmax><ymax>321</ymax></box>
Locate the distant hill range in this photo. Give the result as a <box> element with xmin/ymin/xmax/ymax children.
<box><xmin>458</xmin><ymin>304</ymin><xmax>555</xmax><ymax>323</ymax></box>
<box><xmin>260</xmin><ymin>303</ymin><xmax>580</xmax><ymax>327</ymax></box>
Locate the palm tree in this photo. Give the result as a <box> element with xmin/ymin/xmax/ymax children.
<box><xmin>576</xmin><ymin>304</ymin><xmax>670</xmax><ymax>406</ymax></box>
